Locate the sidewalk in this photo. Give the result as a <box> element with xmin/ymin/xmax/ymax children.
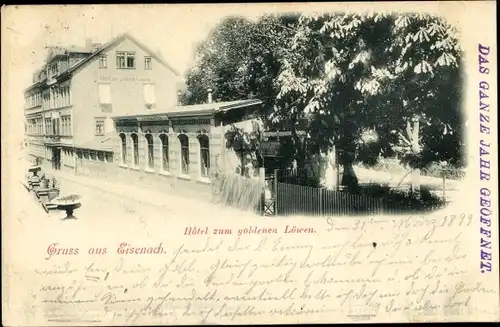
<box><xmin>50</xmin><ymin>169</ymin><xmax>259</xmax><ymax>220</ymax></box>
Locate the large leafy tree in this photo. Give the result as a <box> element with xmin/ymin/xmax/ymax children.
<box><xmin>275</xmin><ymin>12</ymin><xmax>463</xmax><ymax>191</ymax></box>
<box><xmin>183</xmin><ymin>12</ymin><xmax>463</xmax><ymax>192</ymax></box>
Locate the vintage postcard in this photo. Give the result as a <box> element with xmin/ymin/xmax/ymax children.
<box><xmin>1</xmin><ymin>2</ymin><xmax>498</xmax><ymax>325</ymax></box>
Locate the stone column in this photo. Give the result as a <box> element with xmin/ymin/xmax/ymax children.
<box><xmin>209</xmin><ymin>118</ymin><xmax>220</xmax><ymax>176</ymax></box>
<box><xmin>127</xmin><ymin>133</ymin><xmax>134</xmax><ymax>166</ymax></box>
<box><xmin>188</xmin><ymin>132</ymin><xmax>199</xmax><ymax>177</ymax></box>
<box><xmin>138</xmin><ymin>133</ymin><xmax>146</xmax><ymax>170</ymax></box>
<box><xmin>154</xmin><ymin>133</ymin><xmax>162</xmax><ymax>171</ymax></box>
<box><xmin>168</xmin><ymin>122</ymin><xmax>178</xmax><ymax>173</ymax></box>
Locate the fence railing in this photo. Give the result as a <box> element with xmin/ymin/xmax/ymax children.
<box><xmin>276</xmin><ymin>182</ymin><xmax>384</xmax><ymax>217</ymax></box>
<box><xmin>274</xmin><ymin>181</ymin><xmax>447</xmax><ymax>217</ymax></box>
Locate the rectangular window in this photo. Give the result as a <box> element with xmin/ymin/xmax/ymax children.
<box><xmin>181</xmin><ymin>147</ymin><xmax>189</xmax><ymax>174</ymax></box>
<box><xmin>59</xmin><ymin>115</ymin><xmax>71</xmax><ymax>136</ymax></box>
<box><xmin>95</xmin><ymin>120</ymin><xmax>105</xmax><ymax>136</ymax></box>
<box><xmin>52</xmin><ymin>118</ymin><xmax>58</xmax><ymax>135</ymax></box>
<box><xmin>90</xmin><ymin>151</ymin><xmax>97</xmax><ymax>161</ymax></box>
<box><xmin>144</xmin><ymin>57</ymin><xmax>152</xmax><ymax>70</ymax></box>
<box><xmin>116</xmin><ymin>52</ymin><xmax>125</xmax><ymax>68</ymax></box>
<box><xmin>38</xmin><ymin>119</ymin><xmax>42</xmax><ymax>135</ymax></box>
<box><xmin>145</xmin><ymin>134</ymin><xmax>154</xmax><ymax>169</ymax></box>
<box><xmin>61</xmin><ymin>117</ymin><xmax>65</xmax><ymax>135</ymax></box>
<box><xmin>44</xmin><ymin>118</ymin><xmax>52</xmax><ymax>135</ymax></box>
<box><xmin>97</xmin><ymin>151</ymin><xmax>105</xmax><ymax>162</ymax></box>
<box><xmin>126</xmin><ymin>53</ymin><xmax>135</xmax><ymax>68</ymax></box>
<box><xmin>143</xmin><ymin>84</ymin><xmax>156</xmax><ymax>105</ymax></box>
<box><xmin>160</xmin><ymin>134</ymin><xmax>169</xmax><ymax>171</ymax></box>
<box><xmin>120</xmin><ymin>134</ymin><xmax>127</xmax><ymax>164</ymax></box>
<box><xmin>99</xmin><ymin>55</ymin><xmax>107</xmax><ymax>68</ymax></box>
<box><xmin>116</xmin><ymin>52</ymin><xmax>135</xmax><ymax>69</ymax></box>
<box><xmin>98</xmin><ymin>84</ymin><xmax>112</xmax><ymax>104</ymax></box>
<box><xmin>179</xmin><ymin>135</ymin><xmax>189</xmax><ymax>175</ymax></box>
<box><xmin>199</xmin><ymin>136</ymin><xmax>210</xmax><ymax>177</ymax></box>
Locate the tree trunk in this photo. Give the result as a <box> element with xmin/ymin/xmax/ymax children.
<box><xmin>237</xmin><ymin>153</ymin><xmax>246</xmax><ymax>176</ymax></box>
<box><xmin>291</xmin><ymin>128</ymin><xmax>312</xmax><ymax>186</ymax></box>
<box><xmin>291</xmin><ymin>129</ymin><xmax>305</xmax><ymax>167</ymax></box>
<box><xmin>409</xmin><ymin>118</ymin><xmax>421</xmax><ymax>198</ymax></box>
<box><xmin>411</xmin><ymin>168</ymin><xmax>421</xmax><ymax>197</ymax></box>
<box><xmin>338</xmin><ymin>121</ymin><xmax>360</xmax><ymax>193</ymax></box>
<box><xmin>341</xmin><ymin>157</ymin><xmax>359</xmax><ymax>193</ymax></box>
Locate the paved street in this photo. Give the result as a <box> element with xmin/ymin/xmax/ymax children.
<box><xmin>8</xmin><ymin>163</ymin><xmax>260</xmax><ymax>240</ymax></box>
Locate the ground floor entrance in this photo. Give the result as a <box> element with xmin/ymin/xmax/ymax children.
<box><xmin>50</xmin><ymin>146</ymin><xmax>61</xmax><ymax>170</ymax></box>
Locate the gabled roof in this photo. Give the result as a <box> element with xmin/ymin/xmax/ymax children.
<box><xmin>25</xmin><ymin>33</ymin><xmax>181</xmax><ymax>92</ymax></box>
<box><xmin>67</xmin><ymin>33</ymin><xmax>181</xmax><ymax>77</ymax></box>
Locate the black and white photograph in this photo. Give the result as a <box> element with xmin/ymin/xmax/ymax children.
<box><xmin>16</xmin><ymin>7</ymin><xmax>465</xmax><ymax>220</ymax></box>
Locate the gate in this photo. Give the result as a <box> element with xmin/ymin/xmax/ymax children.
<box><xmin>264</xmin><ymin>172</ymin><xmax>277</xmax><ymax>216</ymax></box>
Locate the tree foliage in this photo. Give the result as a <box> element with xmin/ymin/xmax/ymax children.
<box><xmin>183</xmin><ymin>12</ymin><xmax>464</xmax><ymax>190</ymax></box>
<box><xmin>182</xmin><ymin>15</ymin><xmax>298</xmax><ymax>119</ymax></box>
<box><xmin>224</xmin><ymin>120</ymin><xmax>264</xmax><ymax>176</ymax></box>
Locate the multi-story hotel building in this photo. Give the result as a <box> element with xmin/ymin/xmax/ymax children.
<box><xmin>24</xmin><ymin>33</ymin><xmax>182</xmax><ymax>170</ymax></box>
<box><xmin>24</xmin><ymin>33</ymin><xmax>264</xmax><ymax>199</ymax></box>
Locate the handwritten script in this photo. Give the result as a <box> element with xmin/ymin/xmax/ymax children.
<box><xmin>21</xmin><ymin>215</ymin><xmax>500</xmax><ymax>324</ymax></box>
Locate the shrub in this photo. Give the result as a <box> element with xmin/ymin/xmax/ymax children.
<box><xmin>421</xmin><ymin>163</ymin><xmax>466</xmax><ymax>180</ymax></box>
<box><xmin>355</xmin><ymin>183</ymin><xmax>446</xmax><ymax>214</ymax></box>
<box><xmin>361</xmin><ymin>158</ymin><xmax>466</xmax><ymax>180</ymax></box>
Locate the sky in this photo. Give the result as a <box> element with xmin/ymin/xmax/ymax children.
<box><xmin>3</xmin><ymin>5</ymin><xmax>263</xmax><ymax>102</ymax></box>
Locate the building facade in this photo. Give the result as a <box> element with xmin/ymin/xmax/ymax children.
<box><xmin>72</xmin><ymin>99</ymin><xmax>263</xmax><ymax>199</ymax></box>
<box><xmin>24</xmin><ymin>33</ymin><xmax>182</xmax><ymax>170</ymax></box>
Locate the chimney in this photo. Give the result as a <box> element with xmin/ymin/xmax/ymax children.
<box><xmin>85</xmin><ymin>38</ymin><xmax>92</xmax><ymax>50</ymax></box>
<box><xmin>91</xmin><ymin>43</ymin><xmax>102</xmax><ymax>52</ymax></box>
<box><xmin>207</xmin><ymin>88</ymin><xmax>213</xmax><ymax>104</ymax></box>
